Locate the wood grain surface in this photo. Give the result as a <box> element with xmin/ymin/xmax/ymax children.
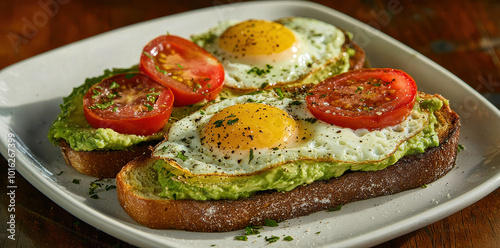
<box><xmin>1</xmin><ymin>0</ymin><xmax>499</xmax><ymax>247</ymax></box>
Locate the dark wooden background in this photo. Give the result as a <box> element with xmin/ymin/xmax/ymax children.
<box><xmin>1</xmin><ymin>0</ymin><xmax>499</xmax><ymax>247</ymax></box>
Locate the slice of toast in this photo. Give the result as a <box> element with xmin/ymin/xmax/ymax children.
<box><xmin>116</xmin><ymin>93</ymin><xmax>460</xmax><ymax>232</ymax></box>
<box><xmin>346</xmin><ymin>35</ymin><xmax>365</xmax><ymax>70</ymax></box>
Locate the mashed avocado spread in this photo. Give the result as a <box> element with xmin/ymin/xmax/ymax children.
<box><xmin>153</xmin><ymin>96</ymin><xmax>443</xmax><ymax>201</ymax></box>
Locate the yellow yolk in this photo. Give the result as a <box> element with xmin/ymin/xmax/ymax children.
<box><xmin>202</xmin><ymin>103</ymin><xmax>298</xmax><ymax>153</ymax></box>
<box><xmin>218</xmin><ymin>19</ymin><xmax>296</xmax><ymax>57</ymax></box>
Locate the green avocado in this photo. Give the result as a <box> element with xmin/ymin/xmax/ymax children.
<box><xmin>47</xmin><ymin>66</ymin><xmax>203</xmax><ymax>152</ymax></box>
<box><xmin>153</xmin><ymin>97</ymin><xmax>443</xmax><ymax>201</ymax></box>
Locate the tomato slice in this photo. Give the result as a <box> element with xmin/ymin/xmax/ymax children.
<box><xmin>83</xmin><ymin>73</ymin><xmax>174</xmax><ymax>136</ymax></box>
<box><xmin>139</xmin><ymin>35</ymin><xmax>225</xmax><ymax>106</ymax></box>
<box><xmin>306</xmin><ymin>68</ymin><xmax>417</xmax><ymax>130</ymax></box>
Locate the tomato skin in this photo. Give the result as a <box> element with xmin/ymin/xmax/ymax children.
<box><xmin>83</xmin><ymin>73</ymin><xmax>174</xmax><ymax>136</ymax></box>
<box><xmin>306</xmin><ymin>68</ymin><xmax>417</xmax><ymax>130</ymax></box>
<box><xmin>139</xmin><ymin>35</ymin><xmax>225</xmax><ymax>106</ymax></box>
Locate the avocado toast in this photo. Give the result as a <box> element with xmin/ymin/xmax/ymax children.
<box><xmin>116</xmin><ymin>83</ymin><xmax>460</xmax><ymax>232</ymax></box>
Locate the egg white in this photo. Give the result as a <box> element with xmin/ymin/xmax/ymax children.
<box><xmin>191</xmin><ymin>17</ymin><xmax>349</xmax><ymax>90</ymax></box>
<box><xmin>153</xmin><ymin>91</ymin><xmax>429</xmax><ymax>175</ymax></box>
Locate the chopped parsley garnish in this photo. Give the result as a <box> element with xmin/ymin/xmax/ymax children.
<box><xmin>109</xmin><ymin>81</ymin><xmax>120</xmax><ymax>89</ymax></box>
<box><xmin>226</xmin><ymin>118</ymin><xmax>239</xmax><ymax>125</ymax></box>
<box><xmin>235</xmin><ymin>235</ymin><xmax>248</xmax><ymax>241</ymax></box>
<box><xmin>213</xmin><ymin>119</ymin><xmax>224</xmax><ymax>127</ymax></box>
<box><xmin>245</xmin><ymin>225</ymin><xmax>262</xmax><ymax>235</ymax></box>
<box><xmin>144</xmin><ymin>103</ymin><xmax>154</xmax><ymax>111</ymax></box>
<box><xmin>247</xmin><ymin>64</ymin><xmax>273</xmax><ymax>76</ymax></box>
<box><xmin>91</xmin><ymin>89</ymin><xmax>101</xmax><ymax>99</ymax></box>
<box><xmin>193</xmin><ymin>83</ymin><xmax>202</xmax><ymax>92</ymax></box>
<box><xmin>89</xmin><ymin>100</ymin><xmax>114</xmax><ymax>110</ymax></box>
<box><xmin>249</xmin><ymin>148</ymin><xmax>254</xmax><ymax>162</ymax></box>
<box><xmin>72</xmin><ymin>179</ymin><xmax>80</xmax><ymax>184</ymax></box>
<box><xmin>176</xmin><ymin>151</ymin><xmax>188</xmax><ymax>161</ymax></box>
<box><xmin>191</xmin><ymin>32</ymin><xmax>217</xmax><ymax>46</ymax></box>
<box><xmin>328</xmin><ymin>204</ymin><xmax>342</xmax><ymax>212</ymax></box>
<box><xmin>142</xmin><ymin>51</ymin><xmax>154</xmax><ymax>60</ymax></box>
<box><xmin>290</xmin><ymin>100</ymin><xmax>302</xmax><ymax>106</ymax></box>
<box><xmin>124</xmin><ymin>73</ymin><xmax>137</xmax><ymax>79</ymax></box>
<box><xmin>265</xmin><ymin>236</ymin><xmax>280</xmax><ymax>243</ymax></box>
<box><xmin>107</xmin><ymin>93</ymin><xmax>119</xmax><ymax>99</ymax></box>
<box><xmin>245</xmin><ymin>90</ymin><xmax>264</xmax><ymax>96</ymax></box>
<box><xmin>155</xmin><ymin>65</ymin><xmax>169</xmax><ymax>75</ymax></box>
<box><xmin>105</xmin><ymin>185</ymin><xmax>116</xmax><ymax>191</ymax></box>
<box><xmin>213</xmin><ymin>114</ymin><xmax>239</xmax><ymax>127</ymax></box>
<box><xmin>304</xmin><ymin>117</ymin><xmax>318</xmax><ymax>124</ymax></box>
<box><xmin>88</xmin><ymin>179</ymin><xmax>116</xmax><ymax>199</ymax></box>
<box><xmin>235</xmin><ymin>222</ymin><xmax>289</xmax><ymax>243</ymax></box>
<box><xmin>264</xmin><ymin>219</ymin><xmax>278</xmax><ymax>227</ymax></box>
<box><xmin>89</xmin><ymin>182</ymin><xmax>100</xmax><ymax>195</ymax></box>
<box><xmin>274</xmin><ymin>88</ymin><xmax>284</xmax><ymax>100</ymax></box>
<box><xmin>457</xmin><ymin>144</ymin><xmax>465</xmax><ymax>152</ymax></box>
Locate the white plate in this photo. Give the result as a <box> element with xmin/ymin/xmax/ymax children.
<box><xmin>1</xmin><ymin>1</ymin><xmax>499</xmax><ymax>247</ymax></box>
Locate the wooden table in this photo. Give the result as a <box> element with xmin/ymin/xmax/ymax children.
<box><xmin>1</xmin><ymin>0</ymin><xmax>499</xmax><ymax>247</ymax></box>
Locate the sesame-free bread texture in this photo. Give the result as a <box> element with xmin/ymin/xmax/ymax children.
<box><xmin>116</xmin><ymin>93</ymin><xmax>460</xmax><ymax>232</ymax></box>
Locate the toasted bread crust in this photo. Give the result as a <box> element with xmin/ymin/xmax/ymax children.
<box><xmin>60</xmin><ymin>140</ymin><xmax>156</xmax><ymax>178</ymax></box>
<box><xmin>116</xmin><ymin>95</ymin><xmax>460</xmax><ymax>232</ymax></box>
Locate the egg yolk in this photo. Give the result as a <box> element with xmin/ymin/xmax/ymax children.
<box><xmin>202</xmin><ymin>103</ymin><xmax>298</xmax><ymax>153</ymax></box>
<box><xmin>218</xmin><ymin>20</ymin><xmax>296</xmax><ymax>57</ymax></box>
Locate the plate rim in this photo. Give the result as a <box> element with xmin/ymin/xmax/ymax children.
<box><xmin>1</xmin><ymin>1</ymin><xmax>500</xmax><ymax>247</ymax></box>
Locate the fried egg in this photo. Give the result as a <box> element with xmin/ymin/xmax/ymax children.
<box><xmin>191</xmin><ymin>17</ymin><xmax>349</xmax><ymax>91</ymax></box>
<box><xmin>153</xmin><ymin>91</ymin><xmax>429</xmax><ymax>176</ymax></box>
